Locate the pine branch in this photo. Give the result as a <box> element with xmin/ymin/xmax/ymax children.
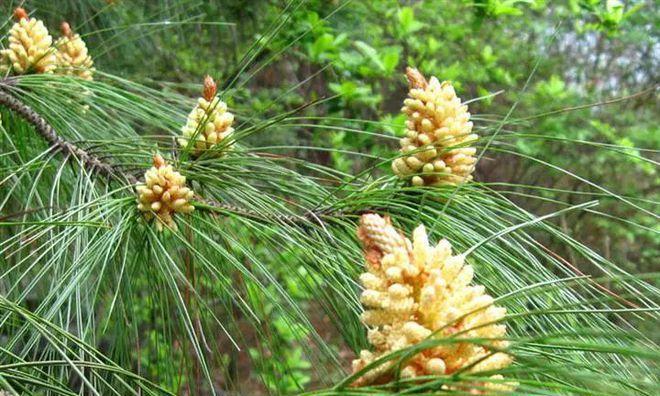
<box><xmin>196</xmin><ymin>195</ymin><xmax>358</xmax><ymax>226</ymax></box>
<box><xmin>0</xmin><ymin>85</ymin><xmax>354</xmax><ymax>225</ymax></box>
<box><xmin>0</xmin><ymin>85</ymin><xmax>133</xmax><ymax>183</ymax></box>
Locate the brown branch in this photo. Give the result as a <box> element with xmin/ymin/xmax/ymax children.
<box><xmin>0</xmin><ymin>206</ymin><xmax>56</xmax><ymax>221</ymax></box>
<box><xmin>0</xmin><ymin>86</ymin><xmax>344</xmax><ymax>226</ymax></box>
<box><xmin>405</xmin><ymin>67</ymin><xmax>428</xmax><ymax>90</ymax></box>
<box><xmin>533</xmin><ymin>239</ymin><xmax>639</xmax><ymax>309</ymax></box>
<box><xmin>0</xmin><ymin>87</ymin><xmax>136</xmax><ymax>184</ymax></box>
<box><xmin>197</xmin><ymin>195</ymin><xmax>350</xmax><ymax>226</ymax></box>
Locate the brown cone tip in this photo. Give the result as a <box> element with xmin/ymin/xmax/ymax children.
<box><xmin>357</xmin><ymin>214</ymin><xmax>391</xmax><ymax>266</ymax></box>
<box><xmin>61</xmin><ymin>22</ymin><xmax>73</xmax><ymax>38</ymax></box>
<box><xmin>14</xmin><ymin>7</ymin><xmax>28</xmax><ymax>21</ymax></box>
<box><xmin>406</xmin><ymin>67</ymin><xmax>428</xmax><ymax>90</ymax></box>
<box><xmin>203</xmin><ymin>75</ymin><xmax>217</xmax><ymax>101</ymax></box>
<box><xmin>153</xmin><ymin>154</ymin><xmax>166</xmax><ymax>168</ymax></box>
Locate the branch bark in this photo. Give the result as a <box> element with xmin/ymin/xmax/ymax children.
<box><xmin>0</xmin><ymin>86</ymin><xmax>350</xmax><ymax>226</ymax></box>
<box><xmin>0</xmin><ymin>86</ymin><xmax>136</xmax><ymax>184</ymax></box>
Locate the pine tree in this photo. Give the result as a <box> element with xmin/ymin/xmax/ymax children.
<box><xmin>0</xmin><ymin>2</ymin><xmax>657</xmax><ymax>396</ymax></box>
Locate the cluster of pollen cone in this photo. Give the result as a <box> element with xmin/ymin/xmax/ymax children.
<box><xmin>0</xmin><ymin>8</ymin><xmax>93</xmax><ymax>79</ymax></box>
<box><xmin>392</xmin><ymin>68</ymin><xmax>478</xmax><ymax>186</ymax></box>
<box><xmin>134</xmin><ymin>76</ymin><xmax>234</xmax><ymax>231</ymax></box>
<box><xmin>178</xmin><ymin>75</ymin><xmax>235</xmax><ymax>156</ymax></box>
<box><xmin>54</xmin><ymin>22</ymin><xmax>94</xmax><ymax>80</ymax></box>
<box><xmin>136</xmin><ymin>155</ymin><xmax>195</xmax><ymax>231</ymax></box>
<box><xmin>0</xmin><ymin>7</ymin><xmax>508</xmax><ymax>388</ymax></box>
<box><xmin>352</xmin><ymin>214</ymin><xmax>515</xmax><ymax>392</ymax></box>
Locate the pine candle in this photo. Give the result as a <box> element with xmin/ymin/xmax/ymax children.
<box><xmin>136</xmin><ymin>155</ymin><xmax>195</xmax><ymax>231</ymax></box>
<box><xmin>392</xmin><ymin>68</ymin><xmax>478</xmax><ymax>186</ymax></box>
<box><xmin>55</xmin><ymin>22</ymin><xmax>94</xmax><ymax>80</ymax></box>
<box><xmin>0</xmin><ymin>8</ymin><xmax>56</xmax><ymax>75</ymax></box>
<box><xmin>178</xmin><ymin>75</ymin><xmax>235</xmax><ymax>156</ymax></box>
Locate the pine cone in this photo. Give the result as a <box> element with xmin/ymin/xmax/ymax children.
<box><xmin>55</xmin><ymin>22</ymin><xmax>94</xmax><ymax>80</ymax></box>
<box><xmin>178</xmin><ymin>76</ymin><xmax>234</xmax><ymax>156</ymax></box>
<box><xmin>392</xmin><ymin>68</ymin><xmax>478</xmax><ymax>186</ymax></box>
<box><xmin>136</xmin><ymin>155</ymin><xmax>194</xmax><ymax>231</ymax></box>
<box><xmin>352</xmin><ymin>214</ymin><xmax>515</xmax><ymax>392</ymax></box>
<box><xmin>0</xmin><ymin>8</ymin><xmax>56</xmax><ymax>75</ymax></box>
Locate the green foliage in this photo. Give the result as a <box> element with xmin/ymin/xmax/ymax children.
<box><xmin>249</xmin><ymin>315</ymin><xmax>312</xmax><ymax>393</ymax></box>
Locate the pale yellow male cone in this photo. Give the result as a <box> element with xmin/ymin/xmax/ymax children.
<box><xmin>55</xmin><ymin>22</ymin><xmax>94</xmax><ymax>80</ymax></box>
<box><xmin>0</xmin><ymin>7</ymin><xmax>57</xmax><ymax>75</ymax></box>
<box><xmin>178</xmin><ymin>75</ymin><xmax>234</xmax><ymax>156</ymax></box>
<box><xmin>136</xmin><ymin>155</ymin><xmax>195</xmax><ymax>231</ymax></box>
<box><xmin>392</xmin><ymin>68</ymin><xmax>478</xmax><ymax>186</ymax></box>
<box><xmin>352</xmin><ymin>214</ymin><xmax>515</xmax><ymax>392</ymax></box>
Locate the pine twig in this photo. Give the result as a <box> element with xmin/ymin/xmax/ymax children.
<box><xmin>197</xmin><ymin>195</ymin><xmax>350</xmax><ymax>226</ymax></box>
<box><xmin>0</xmin><ymin>86</ymin><xmax>353</xmax><ymax>226</ymax></box>
<box><xmin>0</xmin><ymin>86</ymin><xmax>135</xmax><ymax>183</ymax></box>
